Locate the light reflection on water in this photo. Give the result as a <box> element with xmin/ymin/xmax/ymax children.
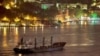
<box><xmin>14</xmin><ymin>27</ymin><xmax>19</xmax><ymax>45</ymax></box>
<box><xmin>0</xmin><ymin>25</ymin><xmax>99</xmax><ymax>56</ymax></box>
<box><xmin>2</xmin><ymin>27</ymin><xmax>8</xmax><ymax>47</ymax></box>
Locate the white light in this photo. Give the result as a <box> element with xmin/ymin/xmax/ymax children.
<box><xmin>97</xmin><ymin>5</ymin><xmax>100</xmax><ymax>8</ymax></box>
<box><xmin>24</xmin><ymin>0</ymin><xmax>35</xmax><ymax>2</ymax></box>
<box><xmin>5</xmin><ymin>4</ymin><xmax>11</xmax><ymax>9</ymax></box>
<box><xmin>14</xmin><ymin>0</ymin><xmax>17</xmax><ymax>3</ymax></box>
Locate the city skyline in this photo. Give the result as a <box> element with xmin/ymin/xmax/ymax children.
<box><xmin>0</xmin><ymin>0</ymin><xmax>96</xmax><ymax>3</ymax></box>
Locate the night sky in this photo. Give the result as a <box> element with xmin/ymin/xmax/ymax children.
<box><xmin>0</xmin><ymin>0</ymin><xmax>93</xmax><ymax>4</ymax></box>
<box><xmin>0</xmin><ymin>0</ymin><xmax>3</xmax><ymax>3</ymax></box>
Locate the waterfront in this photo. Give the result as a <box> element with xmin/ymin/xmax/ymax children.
<box><xmin>0</xmin><ymin>24</ymin><xmax>100</xmax><ymax>56</ymax></box>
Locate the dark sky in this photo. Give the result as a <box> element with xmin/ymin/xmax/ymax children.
<box><xmin>47</xmin><ymin>0</ymin><xmax>93</xmax><ymax>4</ymax></box>
<box><xmin>63</xmin><ymin>0</ymin><xmax>92</xmax><ymax>4</ymax></box>
<box><xmin>0</xmin><ymin>0</ymin><xmax>6</xmax><ymax>17</ymax></box>
<box><xmin>0</xmin><ymin>0</ymin><xmax>3</xmax><ymax>3</ymax></box>
<box><xmin>0</xmin><ymin>0</ymin><xmax>93</xmax><ymax>4</ymax></box>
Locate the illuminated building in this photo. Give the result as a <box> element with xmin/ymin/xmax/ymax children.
<box><xmin>23</xmin><ymin>0</ymin><xmax>36</xmax><ymax>2</ymax></box>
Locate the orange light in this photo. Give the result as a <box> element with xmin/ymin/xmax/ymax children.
<box><xmin>3</xmin><ymin>27</ymin><xmax>8</xmax><ymax>47</ymax></box>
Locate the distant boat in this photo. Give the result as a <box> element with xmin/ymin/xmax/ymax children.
<box><xmin>13</xmin><ymin>37</ymin><xmax>66</xmax><ymax>54</ymax></box>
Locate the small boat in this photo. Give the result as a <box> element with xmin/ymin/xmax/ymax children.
<box><xmin>13</xmin><ymin>37</ymin><xmax>66</xmax><ymax>53</ymax></box>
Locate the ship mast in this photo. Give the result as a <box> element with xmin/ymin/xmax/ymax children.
<box><xmin>51</xmin><ymin>36</ymin><xmax>53</xmax><ymax>46</ymax></box>
<box><xmin>42</xmin><ymin>37</ymin><xmax>45</xmax><ymax>46</ymax></box>
<box><xmin>34</xmin><ymin>37</ymin><xmax>37</xmax><ymax>48</ymax></box>
<box><xmin>20</xmin><ymin>37</ymin><xmax>24</xmax><ymax>45</ymax></box>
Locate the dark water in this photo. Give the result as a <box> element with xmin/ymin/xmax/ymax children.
<box><xmin>0</xmin><ymin>25</ymin><xmax>100</xmax><ymax>56</ymax></box>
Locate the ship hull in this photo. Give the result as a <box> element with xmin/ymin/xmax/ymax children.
<box><xmin>13</xmin><ymin>42</ymin><xmax>66</xmax><ymax>54</ymax></box>
<box><xmin>14</xmin><ymin>46</ymin><xmax>64</xmax><ymax>53</ymax></box>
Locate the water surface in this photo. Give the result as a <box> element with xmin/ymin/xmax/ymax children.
<box><xmin>0</xmin><ymin>25</ymin><xmax>100</xmax><ymax>56</ymax></box>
